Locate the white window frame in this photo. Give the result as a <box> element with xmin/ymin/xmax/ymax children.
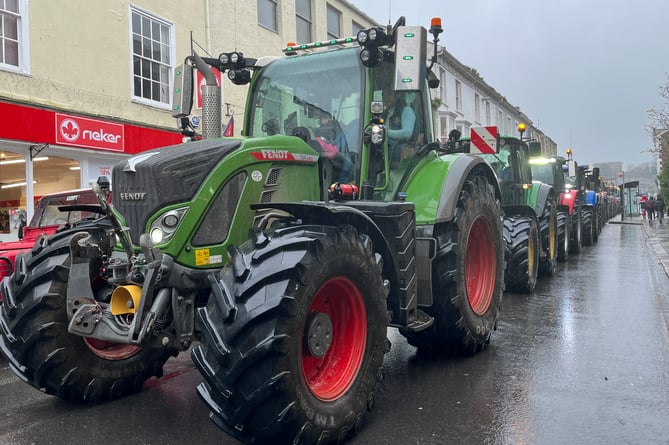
<box><xmin>455</xmin><ymin>80</ymin><xmax>462</xmax><ymax>112</ymax></box>
<box><xmin>474</xmin><ymin>93</ymin><xmax>480</xmax><ymax>123</ymax></box>
<box><xmin>352</xmin><ymin>20</ymin><xmax>364</xmax><ymax>36</ymax></box>
<box><xmin>295</xmin><ymin>0</ymin><xmax>312</xmax><ymax>43</ymax></box>
<box><xmin>258</xmin><ymin>0</ymin><xmax>278</xmax><ymax>32</ymax></box>
<box><xmin>439</xmin><ymin>66</ymin><xmax>447</xmax><ymax>104</ymax></box>
<box><xmin>326</xmin><ymin>4</ymin><xmax>341</xmax><ymax>40</ymax></box>
<box><xmin>0</xmin><ymin>0</ymin><xmax>30</xmax><ymax>74</ymax></box>
<box><xmin>485</xmin><ymin>101</ymin><xmax>491</xmax><ymax>125</ymax></box>
<box><xmin>128</xmin><ymin>6</ymin><xmax>175</xmax><ymax>110</ymax></box>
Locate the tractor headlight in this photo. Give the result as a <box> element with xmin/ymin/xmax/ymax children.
<box><xmin>218</xmin><ymin>51</ymin><xmax>245</xmax><ymax>70</ymax></box>
<box><xmin>356</xmin><ymin>29</ymin><xmax>368</xmax><ymax>45</ymax></box>
<box><xmin>357</xmin><ymin>26</ymin><xmax>389</xmax><ymax>67</ymax></box>
<box><xmin>228</xmin><ymin>69</ymin><xmax>251</xmax><ymax>85</ymax></box>
<box><xmin>371</xmin><ymin>123</ymin><xmax>385</xmax><ymax>145</ymax></box>
<box><xmin>148</xmin><ymin>207</ymin><xmax>188</xmax><ymax>245</ymax></box>
<box><xmin>218</xmin><ymin>53</ymin><xmax>230</xmax><ymax>67</ymax></box>
<box><xmin>150</xmin><ymin>227</ymin><xmax>164</xmax><ymax>244</ymax></box>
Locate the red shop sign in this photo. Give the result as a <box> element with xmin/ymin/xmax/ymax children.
<box><xmin>55</xmin><ymin>113</ymin><xmax>125</xmax><ymax>152</ymax></box>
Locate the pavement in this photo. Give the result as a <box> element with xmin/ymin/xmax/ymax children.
<box><xmin>629</xmin><ymin>212</ymin><xmax>669</xmax><ymax>279</ymax></box>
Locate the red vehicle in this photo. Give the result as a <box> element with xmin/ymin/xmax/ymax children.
<box><xmin>0</xmin><ymin>181</ymin><xmax>108</xmax><ymax>299</ymax></box>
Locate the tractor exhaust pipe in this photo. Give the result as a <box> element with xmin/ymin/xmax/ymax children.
<box><xmin>191</xmin><ymin>51</ymin><xmax>221</xmax><ymax>139</ymax></box>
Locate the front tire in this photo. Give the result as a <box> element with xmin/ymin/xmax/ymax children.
<box><xmin>0</xmin><ymin>225</ymin><xmax>172</xmax><ymax>403</ymax></box>
<box><xmin>401</xmin><ymin>176</ymin><xmax>504</xmax><ymax>355</ymax></box>
<box><xmin>504</xmin><ymin>215</ymin><xmax>540</xmax><ymax>293</ymax></box>
<box><xmin>569</xmin><ymin>207</ymin><xmax>583</xmax><ymax>254</ymax></box>
<box><xmin>192</xmin><ymin>225</ymin><xmax>388</xmax><ymax>444</ymax></box>
<box><xmin>538</xmin><ymin>197</ymin><xmax>558</xmax><ymax>277</ymax></box>
<box><xmin>556</xmin><ymin>210</ymin><xmax>569</xmax><ymax>262</ymax></box>
<box><xmin>582</xmin><ymin>207</ymin><xmax>594</xmax><ymax>246</ymax></box>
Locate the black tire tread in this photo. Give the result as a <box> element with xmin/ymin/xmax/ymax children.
<box><xmin>401</xmin><ymin>176</ymin><xmax>504</xmax><ymax>355</ymax></box>
<box><xmin>504</xmin><ymin>215</ymin><xmax>539</xmax><ymax>293</ymax></box>
<box><xmin>192</xmin><ymin>224</ymin><xmax>388</xmax><ymax>444</ymax></box>
<box><xmin>0</xmin><ymin>224</ymin><xmax>173</xmax><ymax>403</ymax></box>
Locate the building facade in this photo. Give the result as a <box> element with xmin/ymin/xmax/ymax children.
<box><xmin>431</xmin><ymin>48</ymin><xmax>557</xmax><ymax>156</ymax></box>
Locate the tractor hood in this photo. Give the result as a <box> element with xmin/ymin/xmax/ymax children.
<box><xmin>112</xmin><ymin>138</ymin><xmax>242</xmax><ymax>244</ymax></box>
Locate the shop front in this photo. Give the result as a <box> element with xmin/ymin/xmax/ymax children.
<box><xmin>0</xmin><ymin>100</ymin><xmax>181</xmax><ymax>241</ymax></box>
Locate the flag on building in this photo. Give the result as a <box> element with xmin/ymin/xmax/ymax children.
<box><xmin>223</xmin><ymin>116</ymin><xmax>234</xmax><ymax>137</ymax></box>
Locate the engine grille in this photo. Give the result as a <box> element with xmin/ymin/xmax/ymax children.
<box><xmin>112</xmin><ymin>139</ymin><xmax>242</xmax><ymax>244</ymax></box>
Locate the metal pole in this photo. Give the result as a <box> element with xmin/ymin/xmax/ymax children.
<box><xmin>621</xmin><ymin>171</ymin><xmax>625</xmax><ymax>221</ymax></box>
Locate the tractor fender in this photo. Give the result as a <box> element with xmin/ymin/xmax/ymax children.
<box><xmin>409</xmin><ymin>154</ymin><xmax>500</xmax><ymax>224</ymax></box>
<box><xmin>530</xmin><ymin>182</ymin><xmax>556</xmax><ymax>217</ymax></box>
<box><xmin>502</xmin><ymin>204</ymin><xmax>537</xmax><ymax>220</ymax></box>
<box><xmin>584</xmin><ymin>190</ymin><xmax>597</xmax><ymax>206</ymax></box>
<box><xmin>250</xmin><ymin>201</ymin><xmax>397</xmax><ymax>288</ymax></box>
<box><xmin>560</xmin><ymin>190</ymin><xmax>578</xmax><ymax>214</ymax></box>
<box><xmin>557</xmin><ymin>203</ymin><xmax>570</xmax><ymax>214</ymax></box>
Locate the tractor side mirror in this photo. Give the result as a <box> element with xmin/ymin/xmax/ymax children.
<box><xmin>172</xmin><ymin>63</ymin><xmax>194</xmax><ymax>118</ymax></box>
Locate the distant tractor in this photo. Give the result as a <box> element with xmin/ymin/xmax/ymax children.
<box><xmin>528</xmin><ymin>151</ymin><xmax>570</xmax><ymax>262</ymax></box>
<box><xmin>447</xmin><ymin>125</ymin><xmax>558</xmax><ymax>293</ymax></box>
<box><xmin>560</xmin><ymin>149</ymin><xmax>586</xmax><ymax>253</ymax></box>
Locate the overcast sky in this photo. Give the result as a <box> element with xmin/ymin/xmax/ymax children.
<box><xmin>349</xmin><ymin>0</ymin><xmax>669</xmax><ymax>169</ymax></box>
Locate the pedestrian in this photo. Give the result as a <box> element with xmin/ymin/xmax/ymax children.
<box><xmin>17</xmin><ymin>214</ymin><xmax>27</xmax><ymax>240</ymax></box>
<box><xmin>654</xmin><ymin>194</ymin><xmax>665</xmax><ymax>223</ymax></box>
<box><xmin>646</xmin><ymin>196</ymin><xmax>655</xmax><ymax>220</ymax></box>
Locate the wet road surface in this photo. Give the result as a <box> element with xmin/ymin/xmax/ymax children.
<box><xmin>2</xmin><ymin>220</ymin><xmax>668</xmax><ymax>445</ymax></box>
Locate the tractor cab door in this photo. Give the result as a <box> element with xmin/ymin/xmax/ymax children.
<box><xmin>368</xmin><ymin>61</ymin><xmax>433</xmax><ymax>200</ymax></box>
<box><xmin>497</xmin><ymin>138</ymin><xmax>532</xmax><ymax>206</ymax></box>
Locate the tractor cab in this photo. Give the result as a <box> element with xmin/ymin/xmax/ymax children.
<box><xmin>181</xmin><ymin>17</ymin><xmax>441</xmax><ymax>204</ymax></box>
<box><xmin>458</xmin><ymin>133</ymin><xmax>533</xmax><ymax>206</ymax></box>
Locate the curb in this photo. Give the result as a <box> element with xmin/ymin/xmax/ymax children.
<box><xmin>642</xmin><ymin>219</ymin><xmax>669</xmax><ymax>279</ymax></box>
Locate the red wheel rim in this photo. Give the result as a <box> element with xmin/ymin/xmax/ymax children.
<box><xmin>465</xmin><ymin>215</ymin><xmax>496</xmax><ymax>315</ymax></box>
<box><xmin>302</xmin><ymin>277</ymin><xmax>367</xmax><ymax>401</ymax></box>
<box><xmin>84</xmin><ymin>338</ymin><xmax>141</xmax><ymax>360</ymax></box>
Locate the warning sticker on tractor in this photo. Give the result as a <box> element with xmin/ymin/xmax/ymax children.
<box><xmin>470</xmin><ymin>126</ymin><xmax>498</xmax><ymax>154</ymax></box>
<box><xmin>195</xmin><ymin>249</ymin><xmax>223</xmax><ymax>266</ymax></box>
<box><xmin>195</xmin><ymin>248</ymin><xmax>210</xmax><ymax>266</ymax></box>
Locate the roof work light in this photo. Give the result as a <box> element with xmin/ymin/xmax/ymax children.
<box><xmin>357</xmin><ymin>27</ymin><xmax>391</xmax><ymax>67</ymax></box>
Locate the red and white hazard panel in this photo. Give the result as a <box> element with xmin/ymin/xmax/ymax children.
<box><xmin>470</xmin><ymin>126</ymin><xmax>498</xmax><ymax>154</ymax></box>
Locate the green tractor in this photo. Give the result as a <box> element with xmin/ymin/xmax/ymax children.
<box><xmin>0</xmin><ymin>18</ymin><xmax>505</xmax><ymax>444</ymax></box>
<box><xmin>449</xmin><ymin>125</ymin><xmax>558</xmax><ymax>293</ymax></box>
<box><xmin>528</xmin><ymin>152</ymin><xmax>571</xmax><ymax>262</ymax></box>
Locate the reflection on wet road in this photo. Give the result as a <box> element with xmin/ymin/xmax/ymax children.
<box><xmin>353</xmin><ymin>223</ymin><xmax>669</xmax><ymax>444</ymax></box>
<box><xmin>1</xmin><ymin>223</ymin><xmax>668</xmax><ymax>445</ymax></box>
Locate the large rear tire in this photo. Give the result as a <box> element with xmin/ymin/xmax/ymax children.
<box><xmin>0</xmin><ymin>225</ymin><xmax>173</xmax><ymax>403</ymax></box>
<box><xmin>192</xmin><ymin>224</ymin><xmax>388</xmax><ymax>444</ymax></box>
<box><xmin>504</xmin><ymin>215</ymin><xmax>540</xmax><ymax>293</ymax></box>
<box><xmin>401</xmin><ymin>176</ymin><xmax>504</xmax><ymax>355</ymax></box>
